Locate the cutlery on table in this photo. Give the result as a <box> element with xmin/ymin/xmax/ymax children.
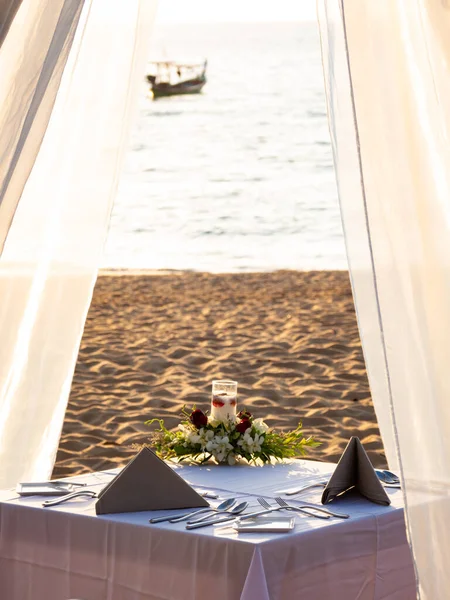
<box><xmin>185</xmin><ymin>496</ymin><xmax>333</xmax><ymax>530</ymax></box>
<box><xmin>200</xmin><ymin>491</ymin><xmax>218</xmax><ymax>499</ymax></box>
<box><xmin>185</xmin><ymin>503</ymin><xmax>292</xmax><ymax>530</ymax></box>
<box><xmin>274</xmin><ymin>497</ymin><xmax>349</xmax><ymax>519</ymax></box>
<box><xmin>22</xmin><ymin>480</ymin><xmax>88</xmax><ymax>488</ymax></box>
<box><xmin>185</xmin><ymin>503</ymin><xmax>252</xmax><ymax>530</ymax></box>
<box><xmin>258</xmin><ymin>497</ymin><xmax>330</xmax><ymax>520</ymax></box>
<box><xmin>382</xmin><ymin>470</ymin><xmax>400</xmax><ymax>483</ymax></box>
<box><xmin>283</xmin><ymin>481</ymin><xmax>328</xmax><ymax>496</ymax></box>
<box><xmin>42</xmin><ymin>490</ymin><xmax>98</xmax><ymax>507</ymax></box>
<box><xmin>375</xmin><ymin>470</ymin><xmax>401</xmax><ymax>487</ymax></box>
<box><xmin>186</xmin><ymin>501</ymin><xmax>248</xmax><ymax>525</ymax></box>
<box><xmin>168</xmin><ymin>498</ymin><xmax>237</xmax><ymax>523</ymax></box>
<box><xmin>285</xmin><ymin>470</ymin><xmax>401</xmax><ymax>497</ymax></box>
<box><xmin>150</xmin><ymin>498</ymin><xmax>236</xmax><ymax>524</ymax></box>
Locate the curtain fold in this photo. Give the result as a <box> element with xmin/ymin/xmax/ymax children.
<box><xmin>0</xmin><ymin>0</ymin><xmax>87</xmax><ymax>252</ymax></box>
<box><xmin>0</xmin><ymin>0</ymin><xmax>157</xmax><ymax>489</ymax></box>
<box><xmin>316</xmin><ymin>0</ymin><xmax>399</xmax><ymax>474</ymax></box>
<box><xmin>318</xmin><ymin>1</ymin><xmax>450</xmax><ymax>597</ymax></box>
<box><xmin>0</xmin><ymin>0</ymin><xmax>24</xmax><ymax>47</ymax></box>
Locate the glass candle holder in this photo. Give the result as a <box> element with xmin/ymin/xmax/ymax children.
<box><xmin>211</xmin><ymin>380</ymin><xmax>238</xmax><ymax>422</ymax></box>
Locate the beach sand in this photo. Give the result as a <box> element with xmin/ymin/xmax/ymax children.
<box><xmin>52</xmin><ymin>270</ymin><xmax>386</xmax><ymax>478</ymax></box>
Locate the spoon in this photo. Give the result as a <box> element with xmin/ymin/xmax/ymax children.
<box><xmin>375</xmin><ymin>470</ymin><xmax>401</xmax><ymax>488</ymax></box>
<box><xmin>186</xmin><ymin>501</ymin><xmax>248</xmax><ymax>525</ymax></box>
<box><xmin>375</xmin><ymin>470</ymin><xmax>396</xmax><ymax>484</ymax></box>
<box><xmin>185</xmin><ymin>502</ymin><xmax>249</xmax><ymax>529</ymax></box>
<box><xmin>383</xmin><ymin>470</ymin><xmax>400</xmax><ymax>483</ymax></box>
<box><xmin>169</xmin><ymin>497</ymin><xmax>236</xmax><ymax>523</ymax></box>
<box><xmin>162</xmin><ymin>498</ymin><xmax>236</xmax><ymax>524</ymax></box>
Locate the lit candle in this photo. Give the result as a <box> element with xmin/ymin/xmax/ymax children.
<box><xmin>211</xmin><ymin>380</ymin><xmax>238</xmax><ymax>422</ymax></box>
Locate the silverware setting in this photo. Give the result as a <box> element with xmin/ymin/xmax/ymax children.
<box><xmin>165</xmin><ymin>498</ymin><xmax>236</xmax><ymax>524</ymax></box>
<box><xmin>28</xmin><ymin>480</ymin><xmax>88</xmax><ymax>488</ymax></box>
<box><xmin>185</xmin><ymin>513</ymin><xmax>243</xmax><ymax>530</ymax></box>
<box><xmin>42</xmin><ymin>490</ymin><xmax>98</xmax><ymax>507</ymax></box>
<box><xmin>257</xmin><ymin>497</ymin><xmax>349</xmax><ymax>519</ymax></box>
<box><xmin>183</xmin><ymin>495</ymin><xmax>351</xmax><ymax>530</ymax></box>
<box><xmin>375</xmin><ymin>470</ymin><xmax>401</xmax><ymax>486</ymax></box>
<box><xmin>186</xmin><ymin>501</ymin><xmax>248</xmax><ymax>525</ymax></box>
<box><xmin>283</xmin><ymin>470</ymin><xmax>401</xmax><ymax>497</ymax></box>
<box><xmin>256</xmin><ymin>497</ymin><xmax>327</xmax><ymax>520</ymax></box>
<box><xmin>40</xmin><ymin>470</ymin><xmax>400</xmax><ymax>514</ymax></box>
<box><xmin>185</xmin><ymin>504</ymin><xmax>279</xmax><ymax>530</ymax></box>
<box><xmin>149</xmin><ymin>497</ymin><xmax>236</xmax><ymax>524</ymax></box>
<box><xmin>273</xmin><ymin>497</ymin><xmax>349</xmax><ymax>519</ymax></box>
<box><xmin>200</xmin><ymin>491</ymin><xmax>219</xmax><ymax>499</ymax></box>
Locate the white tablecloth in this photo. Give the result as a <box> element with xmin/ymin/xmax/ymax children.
<box><xmin>0</xmin><ymin>459</ymin><xmax>416</xmax><ymax>600</ymax></box>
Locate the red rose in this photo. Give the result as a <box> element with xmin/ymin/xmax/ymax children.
<box><xmin>190</xmin><ymin>409</ymin><xmax>208</xmax><ymax>429</ymax></box>
<box><xmin>237</xmin><ymin>410</ymin><xmax>252</xmax><ymax>420</ymax></box>
<box><xmin>236</xmin><ymin>419</ymin><xmax>251</xmax><ymax>434</ymax></box>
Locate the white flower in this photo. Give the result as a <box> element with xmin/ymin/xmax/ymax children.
<box><xmin>227</xmin><ymin>453</ymin><xmax>237</xmax><ymax>465</ymax></box>
<box><xmin>190</xmin><ymin>428</ymin><xmax>214</xmax><ymax>451</ymax></box>
<box><xmin>187</xmin><ymin>431</ymin><xmax>201</xmax><ymax>445</ymax></box>
<box><xmin>205</xmin><ymin>434</ymin><xmax>233</xmax><ymax>463</ymax></box>
<box><xmin>243</xmin><ymin>431</ymin><xmax>253</xmax><ymax>444</ymax></box>
<box><xmin>252</xmin><ymin>434</ymin><xmax>264</xmax><ymax>452</ymax></box>
<box><xmin>179</xmin><ymin>424</ymin><xmax>200</xmax><ymax>446</ymax></box>
<box><xmin>213</xmin><ymin>449</ymin><xmax>226</xmax><ymax>463</ymax></box>
<box><xmin>205</xmin><ymin>439</ymin><xmax>217</xmax><ymax>453</ymax></box>
<box><xmin>238</xmin><ymin>431</ymin><xmax>265</xmax><ymax>454</ymax></box>
<box><xmin>253</xmin><ymin>418</ymin><xmax>269</xmax><ymax>434</ymax></box>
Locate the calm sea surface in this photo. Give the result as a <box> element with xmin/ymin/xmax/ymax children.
<box><xmin>103</xmin><ymin>22</ymin><xmax>346</xmax><ymax>272</ymax></box>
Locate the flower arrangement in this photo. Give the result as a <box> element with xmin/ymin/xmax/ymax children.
<box><xmin>145</xmin><ymin>407</ymin><xmax>319</xmax><ymax>466</ymax></box>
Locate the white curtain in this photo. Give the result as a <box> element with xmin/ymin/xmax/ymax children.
<box><xmin>318</xmin><ymin>1</ymin><xmax>450</xmax><ymax>597</ymax></box>
<box><xmin>0</xmin><ymin>0</ymin><xmax>157</xmax><ymax>489</ymax></box>
<box><xmin>0</xmin><ymin>0</ymin><xmax>85</xmax><ymax>251</ymax></box>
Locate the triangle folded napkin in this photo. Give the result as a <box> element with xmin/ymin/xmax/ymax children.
<box><xmin>95</xmin><ymin>447</ymin><xmax>209</xmax><ymax>515</ymax></box>
<box><xmin>321</xmin><ymin>437</ymin><xmax>390</xmax><ymax>506</ymax></box>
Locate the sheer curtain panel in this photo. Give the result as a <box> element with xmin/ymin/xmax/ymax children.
<box><xmin>0</xmin><ymin>0</ymin><xmax>86</xmax><ymax>252</ymax></box>
<box><xmin>0</xmin><ymin>0</ymin><xmax>157</xmax><ymax>488</ymax></box>
<box><xmin>0</xmin><ymin>0</ymin><xmax>24</xmax><ymax>47</ymax></box>
<box><xmin>318</xmin><ymin>1</ymin><xmax>450</xmax><ymax>597</ymax></box>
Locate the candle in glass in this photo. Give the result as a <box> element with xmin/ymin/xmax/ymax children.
<box><xmin>211</xmin><ymin>380</ymin><xmax>238</xmax><ymax>422</ymax></box>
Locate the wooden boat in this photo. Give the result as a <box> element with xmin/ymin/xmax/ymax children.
<box><xmin>146</xmin><ymin>60</ymin><xmax>207</xmax><ymax>99</ymax></box>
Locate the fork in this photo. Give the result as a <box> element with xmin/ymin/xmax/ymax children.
<box><xmin>274</xmin><ymin>497</ymin><xmax>349</xmax><ymax>519</ymax></box>
<box><xmin>257</xmin><ymin>497</ymin><xmax>330</xmax><ymax>520</ymax></box>
<box><xmin>185</xmin><ymin>503</ymin><xmax>279</xmax><ymax>530</ymax></box>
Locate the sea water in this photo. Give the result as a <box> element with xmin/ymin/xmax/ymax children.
<box><xmin>103</xmin><ymin>22</ymin><xmax>346</xmax><ymax>272</ymax></box>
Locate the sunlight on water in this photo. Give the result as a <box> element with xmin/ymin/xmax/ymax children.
<box><xmin>104</xmin><ymin>22</ymin><xmax>346</xmax><ymax>272</ymax></box>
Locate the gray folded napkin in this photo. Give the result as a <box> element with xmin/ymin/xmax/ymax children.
<box><xmin>321</xmin><ymin>437</ymin><xmax>390</xmax><ymax>506</ymax></box>
<box><xmin>95</xmin><ymin>447</ymin><xmax>209</xmax><ymax>515</ymax></box>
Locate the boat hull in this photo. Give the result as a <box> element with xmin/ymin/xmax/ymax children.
<box><xmin>152</xmin><ymin>79</ymin><xmax>206</xmax><ymax>99</ymax></box>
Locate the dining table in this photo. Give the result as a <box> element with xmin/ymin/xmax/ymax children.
<box><xmin>0</xmin><ymin>458</ymin><xmax>417</xmax><ymax>600</ymax></box>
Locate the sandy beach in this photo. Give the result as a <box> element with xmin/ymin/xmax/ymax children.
<box><xmin>52</xmin><ymin>270</ymin><xmax>386</xmax><ymax>478</ymax></box>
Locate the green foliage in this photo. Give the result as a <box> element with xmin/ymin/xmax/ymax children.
<box><xmin>144</xmin><ymin>410</ymin><xmax>319</xmax><ymax>465</ymax></box>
